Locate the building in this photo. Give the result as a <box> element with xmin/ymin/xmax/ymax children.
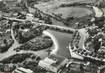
<box><xmin>13</xmin><ymin>67</ymin><xmax>34</xmax><ymax>73</ymax></box>
<box><xmin>38</xmin><ymin>54</ymin><xmax>68</xmax><ymax>73</ymax></box>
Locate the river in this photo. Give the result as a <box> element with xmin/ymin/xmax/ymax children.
<box><xmin>43</xmin><ymin>29</ymin><xmax>73</xmax><ymax>59</ymax></box>
<box><xmin>42</xmin><ymin>18</ymin><xmax>74</xmax><ymax>59</ymax></box>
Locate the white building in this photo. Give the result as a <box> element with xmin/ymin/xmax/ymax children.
<box><xmin>13</xmin><ymin>67</ymin><xmax>34</xmax><ymax>73</ymax></box>
<box><xmin>38</xmin><ymin>54</ymin><xmax>68</xmax><ymax>73</ymax></box>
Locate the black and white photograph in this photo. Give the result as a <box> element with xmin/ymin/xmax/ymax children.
<box><xmin>0</xmin><ymin>0</ymin><xmax>105</xmax><ymax>73</ymax></box>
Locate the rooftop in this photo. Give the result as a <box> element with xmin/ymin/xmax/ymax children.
<box><xmin>44</xmin><ymin>54</ymin><xmax>68</xmax><ymax>68</ymax></box>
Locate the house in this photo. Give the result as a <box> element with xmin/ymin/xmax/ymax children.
<box><xmin>38</xmin><ymin>54</ymin><xmax>68</xmax><ymax>73</ymax></box>
<box><xmin>13</xmin><ymin>67</ymin><xmax>33</xmax><ymax>73</ymax></box>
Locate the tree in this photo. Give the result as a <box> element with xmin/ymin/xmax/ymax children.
<box><xmin>95</xmin><ymin>0</ymin><xmax>105</xmax><ymax>7</ymax></box>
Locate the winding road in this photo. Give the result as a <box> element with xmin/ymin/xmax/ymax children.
<box><xmin>0</xmin><ymin>28</ymin><xmax>48</xmax><ymax>61</ymax></box>
<box><xmin>0</xmin><ymin>28</ymin><xmax>21</xmax><ymax>61</ymax></box>
<box><xmin>78</xmin><ymin>28</ymin><xmax>89</xmax><ymax>49</ymax></box>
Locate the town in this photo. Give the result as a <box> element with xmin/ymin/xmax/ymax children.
<box><xmin>0</xmin><ymin>0</ymin><xmax>105</xmax><ymax>73</ymax></box>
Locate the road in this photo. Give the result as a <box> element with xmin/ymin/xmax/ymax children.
<box><xmin>0</xmin><ymin>28</ymin><xmax>48</xmax><ymax>61</ymax></box>
<box><xmin>78</xmin><ymin>28</ymin><xmax>89</xmax><ymax>49</ymax></box>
